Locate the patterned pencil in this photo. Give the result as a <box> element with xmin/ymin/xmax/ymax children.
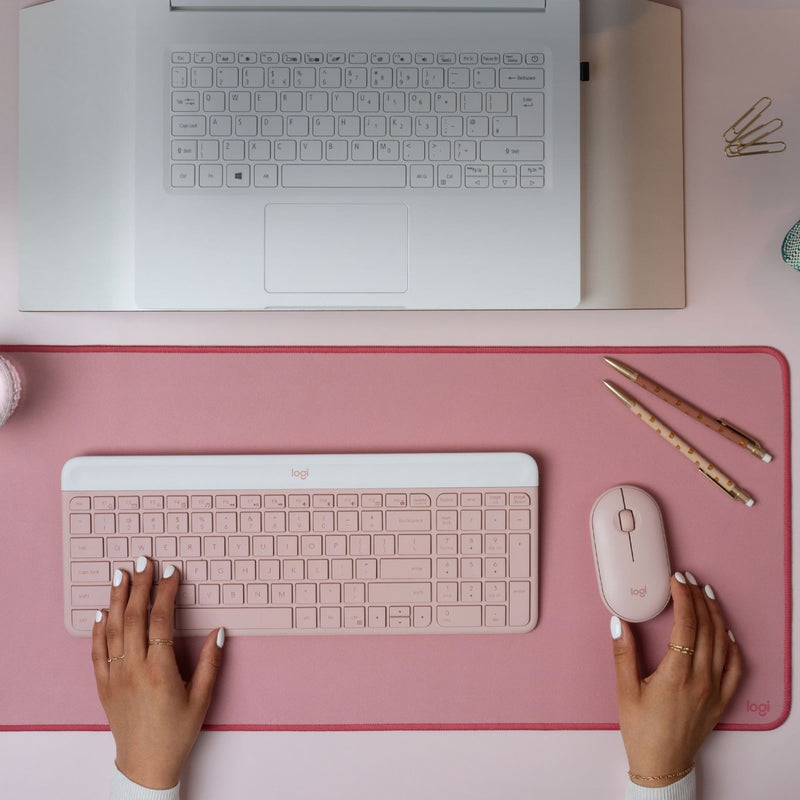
<box><xmin>604</xmin><ymin>356</ymin><xmax>771</xmax><ymax>462</ymax></box>
<box><xmin>604</xmin><ymin>380</ymin><xmax>754</xmax><ymax>507</ymax></box>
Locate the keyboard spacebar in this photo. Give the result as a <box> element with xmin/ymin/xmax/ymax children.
<box><xmin>282</xmin><ymin>165</ymin><xmax>407</xmax><ymax>188</ymax></box>
<box><xmin>176</xmin><ymin>607</ymin><xmax>293</xmax><ymax>631</ymax></box>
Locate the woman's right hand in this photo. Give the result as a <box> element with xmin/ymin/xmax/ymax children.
<box><xmin>611</xmin><ymin>571</ymin><xmax>743</xmax><ymax>787</ymax></box>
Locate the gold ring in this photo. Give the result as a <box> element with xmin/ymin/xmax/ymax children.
<box><xmin>668</xmin><ymin>643</ymin><xmax>695</xmax><ymax>656</ymax></box>
<box><xmin>148</xmin><ymin>638</ymin><xmax>174</xmax><ymax>646</ymax></box>
<box><xmin>107</xmin><ymin>653</ymin><xmax>126</xmax><ymax>663</ymax></box>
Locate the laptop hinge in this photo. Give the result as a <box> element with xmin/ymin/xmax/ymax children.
<box><xmin>169</xmin><ymin>1</ymin><xmax>547</xmax><ymax>11</ymax></box>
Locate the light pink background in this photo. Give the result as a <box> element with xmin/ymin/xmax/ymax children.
<box><xmin>2</xmin><ymin>1</ymin><xmax>800</xmax><ymax>798</ymax></box>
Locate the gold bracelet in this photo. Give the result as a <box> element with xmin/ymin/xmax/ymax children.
<box><xmin>628</xmin><ymin>763</ymin><xmax>695</xmax><ymax>783</ymax></box>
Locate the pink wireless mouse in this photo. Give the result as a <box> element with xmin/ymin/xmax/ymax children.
<box><xmin>590</xmin><ymin>485</ymin><xmax>671</xmax><ymax>623</ymax></box>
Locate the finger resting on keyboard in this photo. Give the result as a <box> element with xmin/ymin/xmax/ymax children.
<box><xmin>104</xmin><ymin>568</ymin><xmax>130</xmax><ymax>664</ymax></box>
<box><xmin>148</xmin><ymin>566</ymin><xmax>179</xmax><ymax>657</ymax></box>
<box><xmin>125</xmin><ymin>557</ymin><xmax>156</xmax><ymax>661</ymax></box>
<box><xmin>91</xmin><ymin>609</ymin><xmax>110</xmax><ymax>686</ymax></box>
<box><xmin>186</xmin><ymin>628</ymin><xmax>226</xmax><ymax>716</ymax></box>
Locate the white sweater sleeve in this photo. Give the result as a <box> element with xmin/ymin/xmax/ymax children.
<box><xmin>625</xmin><ymin>771</ymin><xmax>695</xmax><ymax>800</ymax></box>
<box><xmin>110</xmin><ymin>765</ymin><xmax>181</xmax><ymax>800</ymax></box>
<box><xmin>108</xmin><ymin>761</ymin><xmax>695</xmax><ymax>800</ymax></box>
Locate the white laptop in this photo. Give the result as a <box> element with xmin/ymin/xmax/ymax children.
<box><xmin>19</xmin><ymin>0</ymin><xmax>581</xmax><ymax>310</ymax></box>
<box><xmin>138</xmin><ymin>0</ymin><xmax>581</xmax><ymax>310</ymax></box>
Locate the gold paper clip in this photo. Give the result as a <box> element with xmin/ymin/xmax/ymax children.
<box><xmin>723</xmin><ymin>97</ymin><xmax>773</xmax><ymax>143</ymax></box>
<box><xmin>724</xmin><ymin>97</ymin><xmax>785</xmax><ymax>157</ymax></box>
<box><xmin>735</xmin><ymin>116</ymin><xmax>783</xmax><ymax>146</ymax></box>
<box><xmin>726</xmin><ymin>140</ymin><xmax>787</xmax><ymax>157</ymax></box>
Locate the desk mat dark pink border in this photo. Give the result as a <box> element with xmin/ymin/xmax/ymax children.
<box><xmin>0</xmin><ymin>346</ymin><xmax>791</xmax><ymax>731</ymax></box>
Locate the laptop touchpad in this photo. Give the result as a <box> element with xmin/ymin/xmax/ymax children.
<box><xmin>265</xmin><ymin>203</ymin><xmax>408</xmax><ymax>293</ymax></box>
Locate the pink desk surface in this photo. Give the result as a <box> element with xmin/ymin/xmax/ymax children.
<box><xmin>0</xmin><ymin>346</ymin><xmax>790</xmax><ymax>731</ymax></box>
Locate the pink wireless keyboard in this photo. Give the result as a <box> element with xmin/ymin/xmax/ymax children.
<box><xmin>62</xmin><ymin>453</ymin><xmax>539</xmax><ymax>637</ymax></box>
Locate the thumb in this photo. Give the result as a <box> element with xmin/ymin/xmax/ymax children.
<box><xmin>188</xmin><ymin>628</ymin><xmax>225</xmax><ymax>714</ymax></box>
<box><xmin>611</xmin><ymin>616</ymin><xmax>641</xmax><ymax>702</ymax></box>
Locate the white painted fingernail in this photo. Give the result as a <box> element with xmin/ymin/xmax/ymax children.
<box><xmin>113</xmin><ymin>569</ymin><xmax>123</xmax><ymax>587</ymax></box>
<box><xmin>95</xmin><ymin>610</ymin><xmax>103</xmax><ymax>624</ymax></box>
<box><xmin>728</xmin><ymin>630</ymin><xmax>736</xmax><ymax>643</ymax></box>
<box><xmin>674</xmin><ymin>572</ymin><xmax>687</xmax><ymax>584</ymax></box>
<box><xmin>135</xmin><ymin>556</ymin><xmax>148</xmax><ymax>573</ymax></box>
<box><xmin>686</xmin><ymin>571</ymin><xmax>699</xmax><ymax>586</ymax></box>
<box><xmin>163</xmin><ymin>564</ymin><xmax>175</xmax><ymax>579</ymax></box>
<box><xmin>705</xmin><ymin>584</ymin><xmax>716</xmax><ymax>600</ymax></box>
<box><xmin>610</xmin><ymin>616</ymin><xmax>623</xmax><ymax>640</ymax></box>
<box><xmin>216</xmin><ymin>628</ymin><xmax>226</xmax><ymax>648</ymax></box>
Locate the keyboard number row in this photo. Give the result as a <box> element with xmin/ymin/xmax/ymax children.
<box><xmin>70</xmin><ymin>508</ymin><xmax>531</xmax><ymax>535</ymax></box>
<box><xmin>171</xmin><ymin>66</ymin><xmax>544</xmax><ymax>91</ymax></box>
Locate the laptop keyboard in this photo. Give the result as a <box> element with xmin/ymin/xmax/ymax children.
<box><xmin>63</xmin><ymin>453</ymin><xmax>539</xmax><ymax>637</ymax></box>
<box><xmin>169</xmin><ymin>50</ymin><xmax>546</xmax><ymax>190</ymax></box>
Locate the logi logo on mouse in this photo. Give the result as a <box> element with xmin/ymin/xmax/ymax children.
<box><xmin>630</xmin><ymin>585</ymin><xmax>647</xmax><ymax>598</ymax></box>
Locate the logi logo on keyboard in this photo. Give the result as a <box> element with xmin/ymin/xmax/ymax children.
<box><xmin>291</xmin><ymin>468</ymin><xmax>309</xmax><ymax>480</ymax></box>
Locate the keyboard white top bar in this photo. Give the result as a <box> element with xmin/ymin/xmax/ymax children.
<box><xmin>62</xmin><ymin>452</ymin><xmax>539</xmax><ymax>492</ymax></box>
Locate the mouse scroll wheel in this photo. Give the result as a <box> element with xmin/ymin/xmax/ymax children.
<box><xmin>618</xmin><ymin>509</ymin><xmax>636</xmax><ymax>533</ymax></box>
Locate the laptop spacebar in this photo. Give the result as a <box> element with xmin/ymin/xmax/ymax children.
<box><xmin>282</xmin><ymin>165</ymin><xmax>407</xmax><ymax>188</ymax></box>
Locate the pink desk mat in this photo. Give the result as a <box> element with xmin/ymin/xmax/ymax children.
<box><xmin>0</xmin><ymin>346</ymin><xmax>790</xmax><ymax>731</ymax></box>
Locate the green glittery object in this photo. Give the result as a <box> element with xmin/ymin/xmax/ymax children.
<box><xmin>782</xmin><ymin>220</ymin><xmax>800</xmax><ymax>270</ymax></box>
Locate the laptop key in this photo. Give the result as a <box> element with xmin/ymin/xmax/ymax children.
<box><xmin>512</xmin><ymin>92</ymin><xmax>544</xmax><ymax>137</ymax></box>
<box><xmin>499</xmin><ymin>68</ymin><xmax>544</xmax><ymax>89</ymax></box>
<box><xmin>480</xmin><ymin>140</ymin><xmax>544</xmax><ymax>162</ymax></box>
